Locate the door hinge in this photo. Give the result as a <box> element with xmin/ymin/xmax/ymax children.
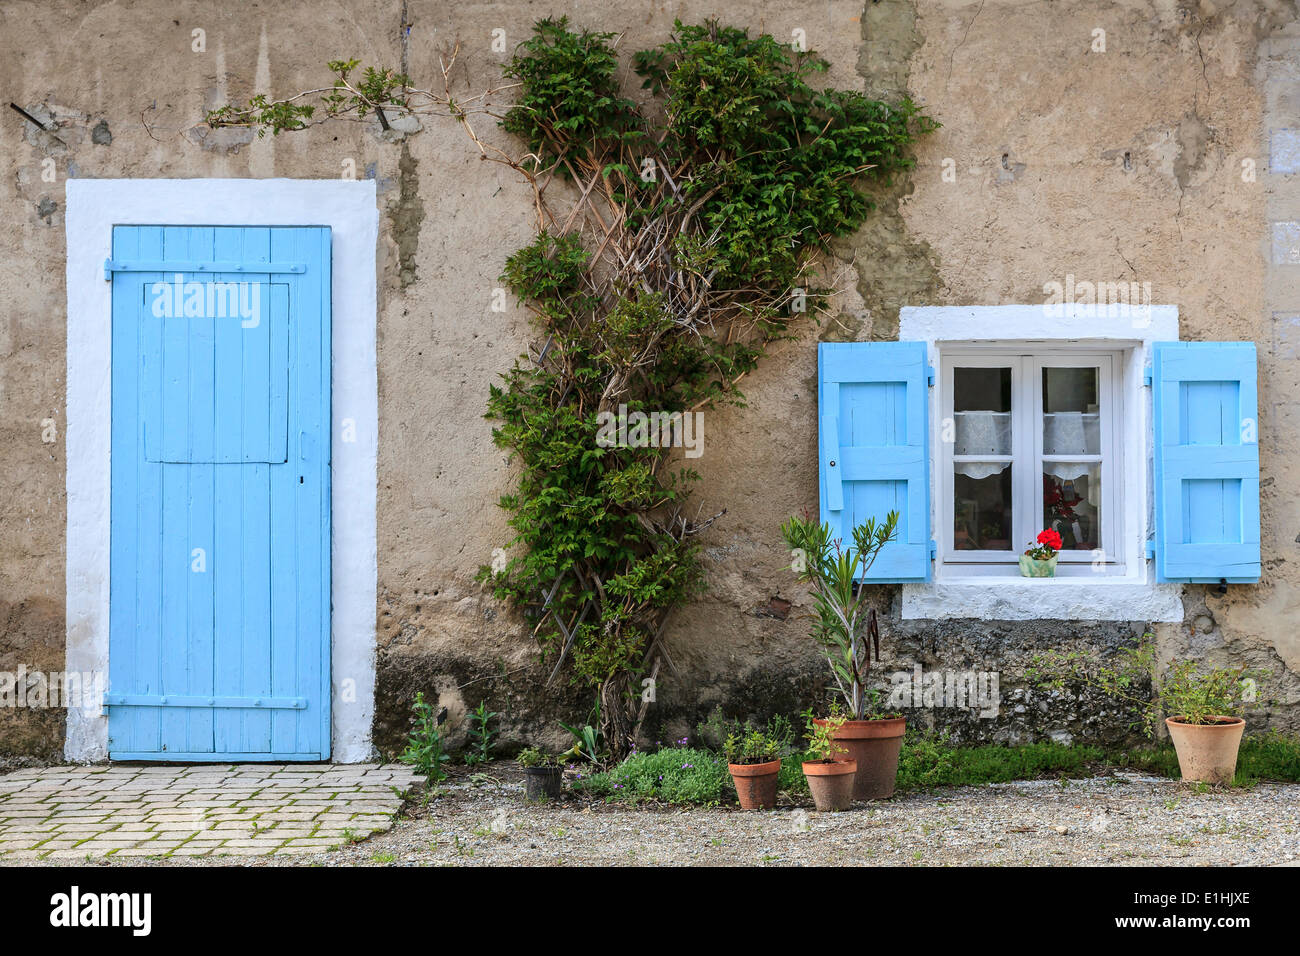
<box><xmin>927</xmin><ymin>365</ymin><xmax>936</xmax><ymax>387</ymax></box>
<box><xmin>1144</xmin><ymin>540</ymin><xmax>1155</xmax><ymax>559</ymax></box>
<box><xmin>1143</xmin><ymin>368</ymin><xmax>1153</xmax><ymax>387</ymax></box>
<box><xmin>103</xmin><ymin>693</ymin><xmax>307</xmax><ymax>710</ymax></box>
<box><xmin>929</xmin><ymin>539</ymin><xmax>937</xmax><ymax>560</ymax></box>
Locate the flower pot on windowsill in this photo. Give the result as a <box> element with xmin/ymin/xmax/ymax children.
<box><xmin>1018</xmin><ymin>554</ymin><xmax>1058</xmax><ymax>577</ymax></box>
<box><xmin>1165</xmin><ymin>716</ymin><xmax>1245</xmax><ymax>784</ymax></box>
<box><xmin>729</xmin><ymin>759</ymin><xmax>781</xmax><ymax>810</ymax></box>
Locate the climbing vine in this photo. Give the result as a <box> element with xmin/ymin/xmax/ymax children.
<box><xmin>206</xmin><ymin>17</ymin><xmax>937</xmax><ymax>757</ymax></box>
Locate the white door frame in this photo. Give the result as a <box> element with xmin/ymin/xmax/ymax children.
<box><xmin>64</xmin><ymin>179</ymin><xmax>379</xmax><ymax>762</ymax></box>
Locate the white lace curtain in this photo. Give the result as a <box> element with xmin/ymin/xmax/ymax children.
<box><xmin>956</xmin><ymin>410</ymin><xmax>1100</xmax><ymax>484</ymax></box>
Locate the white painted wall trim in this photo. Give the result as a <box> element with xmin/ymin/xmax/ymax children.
<box><xmin>898</xmin><ymin>304</ymin><xmax>1184</xmax><ymax>622</ymax></box>
<box><xmin>64</xmin><ymin>179</ymin><xmax>378</xmax><ymax>762</ymax></box>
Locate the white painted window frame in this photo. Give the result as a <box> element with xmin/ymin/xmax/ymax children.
<box><xmin>939</xmin><ymin>348</ymin><xmax>1123</xmax><ymax>572</ymax></box>
<box><xmin>63</xmin><ymin>179</ymin><xmax>379</xmax><ymax>762</ymax></box>
<box><xmin>899</xmin><ymin>305</ymin><xmax>1184</xmax><ymax>622</ymax></box>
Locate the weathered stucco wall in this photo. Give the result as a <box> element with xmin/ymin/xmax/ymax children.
<box><xmin>2</xmin><ymin>0</ymin><xmax>1298</xmax><ymax>763</ymax></box>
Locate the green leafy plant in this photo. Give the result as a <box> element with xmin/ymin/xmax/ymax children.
<box><xmin>558</xmin><ymin>715</ymin><xmax>605</xmax><ymax>767</ymax></box>
<box><xmin>695</xmin><ymin>706</ymin><xmax>797</xmax><ymax>756</ymax></box>
<box><xmin>1159</xmin><ymin>658</ymin><xmax>1264</xmax><ymax>726</ymax></box>
<box><xmin>782</xmin><ymin>511</ymin><xmax>902</xmax><ymax>720</ymax></box>
<box><xmin>515</xmin><ymin>746</ymin><xmax>562</xmax><ymax>769</ymax></box>
<box><xmin>570</xmin><ymin>747</ymin><xmax>730</xmax><ymax>806</ymax></box>
<box><xmin>399</xmin><ymin>692</ymin><xmax>451</xmax><ymax>780</ymax></box>
<box><xmin>203</xmin><ymin>17</ymin><xmax>936</xmax><ymax>758</ymax></box>
<box><xmin>463</xmin><ymin>701</ymin><xmax>498</xmax><ymax>766</ymax></box>
<box><xmin>804</xmin><ymin>711</ymin><xmax>848</xmax><ymax>763</ymax></box>
<box><xmin>1028</xmin><ymin>632</ymin><xmax>1267</xmax><ymax>735</ymax></box>
<box><xmin>722</xmin><ymin>721</ymin><xmax>792</xmax><ymax>766</ymax></box>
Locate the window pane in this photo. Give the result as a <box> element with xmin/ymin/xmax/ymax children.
<box><xmin>954</xmin><ymin>367</ymin><xmax>1011</xmax><ymax>455</ymax></box>
<box><xmin>1043</xmin><ymin>465</ymin><xmax>1100</xmax><ymax>551</ymax></box>
<box><xmin>955</xmin><ymin>466</ymin><xmax>1012</xmax><ymax>551</ymax></box>
<box><xmin>1042</xmin><ymin>367</ymin><xmax>1100</xmax><ymax>455</ymax></box>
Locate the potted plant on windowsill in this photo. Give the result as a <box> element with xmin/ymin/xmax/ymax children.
<box><xmin>724</xmin><ymin>724</ymin><xmax>786</xmax><ymax>810</ymax></box>
<box><xmin>1019</xmin><ymin>528</ymin><xmax>1061</xmax><ymax>577</ymax></box>
<box><xmin>801</xmin><ymin>711</ymin><xmax>856</xmax><ymax>812</ymax></box>
<box><xmin>1029</xmin><ymin>633</ymin><xmax>1267</xmax><ymax>784</ymax></box>
<box><xmin>517</xmin><ymin>746</ymin><xmax>565</xmax><ymax>801</ymax></box>
<box><xmin>782</xmin><ymin>509</ymin><xmax>906</xmax><ymax>801</ymax></box>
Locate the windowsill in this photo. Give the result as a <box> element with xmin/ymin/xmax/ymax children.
<box><xmin>902</xmin><ymin>572</ymin><xmax>1183</xmax><ymax>622</ymax></box>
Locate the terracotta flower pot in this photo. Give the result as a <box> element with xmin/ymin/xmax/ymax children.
<box><xmin>816</xmin><ymin>717</ymin><xmax>906</xmax><ymax>800</ymax></box>
<box><xmin>1166</xmin><ymin>716</ymin><xmax>1245</xmax><ymax>784</ymax></box>
<box><xmin>1018</xmin><ymin>554</ymin><xmax>1058</xmax><ymax>577</ymax></box>
<box><xmin>523</xmin><ymin>765</ymin><xmax>564</xmax><ymax>801</ymax></box>
<box><xmin>802</xmin><ymin>759</ymin><xmax>858</xmax><ymax>812</ymax></box>
<box><xmin>729</xmin><ymin>759</ymin><xmax>781</xmax><ymax>810</ymax></box>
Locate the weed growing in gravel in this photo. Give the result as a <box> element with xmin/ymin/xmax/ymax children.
<box><xmin>571</xmin><ymin>747</ymin><xmax>730</xmax><ymax>806</ymax></box>
<box><xmin>464</xmin><ymin>701</ymin><xmax>498</xmax><ymax>766</ymax></box>
<box><xmin>896</xmin><ymin>732</ymin><xmax>1103</xmax><ymax>790</ymax></box>
<box><xmin>399</xmin><ymin>692</ymin><xmax>452</xmax><ymax>781</ymax></box>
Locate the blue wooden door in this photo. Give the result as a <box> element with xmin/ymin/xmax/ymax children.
<box><xmin>107</xmin><ymin>226</ymin><xmax>331</xmax><ymax>760</ymax></box>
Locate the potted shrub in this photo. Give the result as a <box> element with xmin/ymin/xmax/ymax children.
<box><xmin>1030</xmin><ymin>633</ymin><xmax>1266</xmax><ymax>784</ymax></box>
<box><xmin>782</xmin><ymin>510</ymin><xmax>906</xmax><ymax>801</ymax></box>
<box><xmin>1160</xmin><ymin>659</ymin><xmax>1257</xmax><ymax>784</ymax></box>
<box><xmin>724</xmin><ymin>725</ymin><xmax>785</xmax><ymax>810</ymax></box>
<box><xmin>1018</xmin><ymin>528</ymin><xmax>1061</xmax><ymax>577</ymax></box>
<box><xmin>801</xmin><ymin>712</ymin><xmax>856</xmax><ymax>811</ymax></box>
<box><xmin>517</xmin><ymin>746</ymin><xmax>565</xmax><ymax>801</ymax></box>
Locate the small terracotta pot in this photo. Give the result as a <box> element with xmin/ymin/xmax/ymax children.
<box><xmin>802</xmin><ymin>759</ymin><xmax>858</xmax><ymax>812</ymax></box>
<box><xmin>1166</xmin><ymin>716</ymin><xmax>1245</xmax><ymax>784</ymax></box>
<box><xmin>729</xmin><ymin>759</ymin><xmax>781</xmax><ymax>810</ymax></box>
<box><xmin>523</xmin><ymin>765</ymin><xmax>564</xmax><ymax>801</ymax></box>
<box><xmin>816</xmin><ymin>717</ymin><xmax>906</xmax><ymax>800</ymax></box>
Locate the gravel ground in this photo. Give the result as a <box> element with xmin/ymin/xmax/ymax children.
<box><xmin>31</xmin><ymin>761</ymin><xmax>1300</xmax><ymax>867</ymax></box>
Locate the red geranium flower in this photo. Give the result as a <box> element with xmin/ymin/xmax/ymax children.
<box><xmin>1036</xmin><ymin>529</ymin><xmax>1063</xmax><ymax>551</ymax></box>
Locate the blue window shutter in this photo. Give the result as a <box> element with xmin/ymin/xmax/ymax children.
<box><xmin>1152</xmin><ymin>341</ymin><xmax>1260</xmax><ymax>583</ymax></box>
<box><xmin>818</xmin><ymin>341</ymin><xmax>932</xmax><ymax>582</ymax></box>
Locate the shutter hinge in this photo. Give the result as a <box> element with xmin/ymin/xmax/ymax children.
<box><xmin>1142</xmin><ymin>368</ymin><xmax>1153</xmax><ymax>387</ymax></box>
<box><xmin>103</xmin><ymin>258</ymin><xmax>112</xmax><ymax>281</ymax></box>
<box><xmin>1144</xmin><ymin>541</ymin><xmax>1155</xmax><ymax>559</ymax></box>
<box><xmin>929</xmin><ymin>539</ymin><xmax>937</xmax><ymax>560</ymax></box>
<box><xmin>927</xmin><ymin>365</ymin><xmax>936</xmax><ymax>387</ymax></box>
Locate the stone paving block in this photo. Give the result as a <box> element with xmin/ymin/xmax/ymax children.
<box><xmin>211</xmin><ymin>846</ymin><xmax>277</xmax><ymax>856</ymax></box>
<box><xmin>151</xmin><ymin>829</ymin><xmax>204</xmax><ymax>841</ymax></box>
<box><xmin>75</xmin><ymin>840</ymin><xmax>146</xmax><ymax>851</ymax></box>
<box><xmin>0</xmin><ymin>839</ymin><xmax>51</xmax><ymax>851</ymax></box>
<box><xmin>257</xmin><ymin>812</ymin><xmax>320</xmax><ymax>823</ymax></box>
<box><xmin>42</xmin><ymin>848</ymin><xmax>98</xmax><ymax>860</ymax></box>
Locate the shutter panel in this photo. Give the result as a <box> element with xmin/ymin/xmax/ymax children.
<box><xmin>818</xmin><ymin>341</ymin><xmax>932</xmax><ymax>582</ymax></box>
<box><xmin>1152</xmin><ymin>341</ymin><xmax>1261</xmax><ymax>583</ymax></box>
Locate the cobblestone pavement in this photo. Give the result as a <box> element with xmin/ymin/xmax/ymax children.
<box><xmin>0</xmin><ymin>763</ymin><xmax>424</xmax><ymax>861</ymax></box>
